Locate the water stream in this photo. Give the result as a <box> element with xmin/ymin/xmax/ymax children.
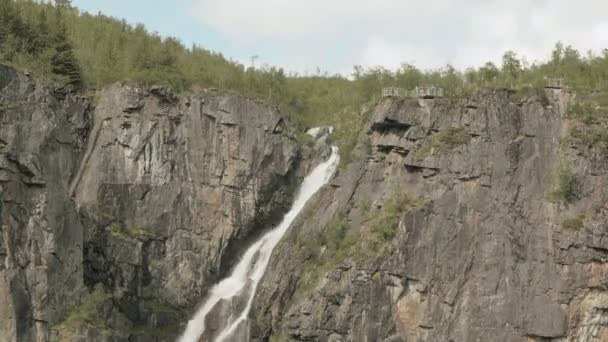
<box><xmin>179</xmin><ymin>146</ymin><xmax>340</xmax><ymax>342</ymax></box>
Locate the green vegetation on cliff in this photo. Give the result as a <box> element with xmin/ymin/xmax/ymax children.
<box><xmin>54</xmin><ymin>284</ymin><xmax>112</xmax><ymax>336</ymax></box>
<box><xmin>54</xmin><ymin>284</ymin><xmax>179</xmax><ymax>338</ymax></box>
<box><xmin>295</xmin><ymin>191</ymin><xmax>424</xmax><ymax>294</ymax></box>
<box><xmin>561</xmin><ymin>214</ymin><xmax>585</xmax><ymax>230</ymax></box>
<box><xmin>0</xmin><ymin>0</ymin><xmax>81</xmax><ymax>86</ymax></box>
<box><xmin>567</xmin><ymin>93</ymin><xmax>608</xmax><ymax>147</ymax></box>
<box><xmin>547</xmin><ymin>159</ymin><xmax>581</xmax><ymax>203</ymax></box>
<box><xmin>413</xmin><ymin>126</ymin><xmax>471</xmax><ymax>160</ymax></box>
<box><xmin>107</xmin><ymin>222</ymin><xmax>150</xmax><ymax>240</ymax></box>
<box><xmin>2</xmin><ymin>1</ymin><xmax>608</xmax><ymax>163</ymax></box>
<box><xmin>368</xmin><ymin>191</ymin><xmax>414</xmax><ymax>241</ymax></box>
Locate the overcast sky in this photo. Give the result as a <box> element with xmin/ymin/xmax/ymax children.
<box><xmin>74</xmin><ymin>0</ymin><xmax>608</xmax><ymax>75</ymax></box>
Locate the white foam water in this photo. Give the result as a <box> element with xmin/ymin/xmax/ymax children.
<box><xmin>179</xmin><ymin>147</ymin><xmax>340</xmax><ymax>342</ymax></box>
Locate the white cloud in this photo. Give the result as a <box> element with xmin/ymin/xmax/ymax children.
<box><xmin>362</xmin><ymin>37</ymin><xmax>442</xmax><ymax>70</ymax></box>
<box><xmin>189</xmin><ymin>0</ymin><xmax>608</xmax><ymax>73</ymax></box>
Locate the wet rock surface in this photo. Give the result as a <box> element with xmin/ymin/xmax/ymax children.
<box><xmin>251</xmin><ymin>90</ymin><xmax>608</xmax><ymax>341</ymax></box>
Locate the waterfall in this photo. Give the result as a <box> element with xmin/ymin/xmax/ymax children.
<box><xmin>179</xmin><ymin>146</ymin><xmax>340</xmax><ymax>342</ymax></box>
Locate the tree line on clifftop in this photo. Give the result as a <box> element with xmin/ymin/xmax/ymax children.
<box><xmin>1</xmin><ymin>0</ymin><xmax>608</xmax><ymax>160</ymax></box>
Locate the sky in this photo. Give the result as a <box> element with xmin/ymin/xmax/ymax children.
<box><xmin>73</xmin><ymin>0</ymin><xmax>608</xmax><ymax>75</ymax></box>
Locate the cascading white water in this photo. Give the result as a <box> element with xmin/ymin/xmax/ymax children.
<box><xmin>179</xmin><ymin>146</ymin><xmax>340</xmax><ymax>342</ymax></box>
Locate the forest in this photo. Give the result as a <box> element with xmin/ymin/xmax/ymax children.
<box><xmin>2</xmin><ymin>0</ymin><xmax>608</xmax><ymax>160</ymax></box>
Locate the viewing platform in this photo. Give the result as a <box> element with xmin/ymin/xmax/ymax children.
<box><xmin>545</xmin><ymin>78</ymin><xmax>565</xmax><ymax>89</ymax></box>
<box><xmin>382</xmin><ymin>87</ymin><xmax>406</xmax><ymax>97</ymax></box>
<box><xmin>382</xmin><ymin>86</ymin><xmax>444</xmax><ymax>99</ymax></box>
<box><xmin>414</xmin><ymin>86</ymin><xmax>444</xmax><ymax>99</ymax></box>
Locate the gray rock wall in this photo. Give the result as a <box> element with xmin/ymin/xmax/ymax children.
<box><xmin>251</xmin><ymin>89</ymin><xmax>608</xmax><ymax>342</ymax></box>
<box><xmin>0</xmin><ymin>64</ymin><xmax>91</xmax><ymax>342</ymax></box>
<box><xmin>0</xmin><ymin>65</ymin><xmax>305</xmax><ymax>342</ymax></box>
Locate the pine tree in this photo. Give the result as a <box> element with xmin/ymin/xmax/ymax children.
<box><xmin>502</xmin><ymin>51</ymin><xmax>522</xmax><ymax>85</ymax></box>
<box><xmin>51</xmin><ymin>18</ymin><xmax>82</xmax><ymax>87</ymax></box>
<box><xmin>31</xmin><ymin>9</ymin><xmax>50</xmax><ymax>55</ymax></box>
<box><xmin>54</xmin><ymin>0</ymin><xmax>72</xmax><ymax>9</ymax></box>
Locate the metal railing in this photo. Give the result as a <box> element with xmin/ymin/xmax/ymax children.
<box><xmin>413</xmin><ymin>86</ymin><xmax>444</xmax><ymax>98</ymax></box>
<box><xmin>382</xmin><ymin>87</ymin><xmax>404</xmax><ymax>97</ymax></box>
<box><xmin>383</xmin><ymin>86</ymin><xmax>444</xmax><ymax>98</ymax></box>
<box><xmin>545</xmin><ymin>78</ymin><xmax>564</xmax><ymax>89</ymax></box>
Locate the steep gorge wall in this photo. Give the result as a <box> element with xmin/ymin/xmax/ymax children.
<box><xmin>251</xmin><ymin>88</ymin><xmax>608</xmax><ymax>341</ymax></box>
<box><xmin>0</xmin><ymin>64</ymin><xmax>307</xmax><ymax>342</ymax></box>
<box><xmin>3</xmin><ymin>61</ymin><xmax>607</xmax><ymax>342</ymax></box>
<box><xmin>0</xmin><ymin>64</ymin><xmax>91</xmax><ymax>342</ymax></box>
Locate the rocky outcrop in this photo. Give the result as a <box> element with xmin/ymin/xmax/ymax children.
<box><xmin>251</xmin><ymin>89</ymin><xmax>608</xmax><ymax>341</ymax></box>
<box><xmin>0</xmin><ymin>64</ymin><xmax>92</xmax><ymax>342</ymax></box>
<box><xmin>0</xmin><ymin>64</ymin><xmax>306</xmax><ymax>341</ymax></box>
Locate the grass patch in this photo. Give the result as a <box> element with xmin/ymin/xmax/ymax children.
<box><xmin>546</xmin><ymin>159</ymin><xmax>581</xmax><ymax>203</ymax></box>
<box><xmin>130</xmin><ymin>326</ymin><xmax>180</xmax><ymax>337</ymax></box>
<box><xmin>412</xmin><ymin>140</ymin><xmax>434</xmax><ymax>160</ymax></box>
<box><xmin>511</xmin><ymin>86</ymin><xmax>549</xmax><ymax>106</ymax></box>
<box><xmin>568</xmin><ymin>101</ymin><xmax>598</xmax><ymax>122</ymax></box>
<box><xmin>368</xmin><ymin>192</ymin><xmax>414</xmax><ymax>241</ymax></box>
<box><xmin>568</xmin><ymin>98</ymin><xmax>608</xmax><ymax>147</ymax></box>
<box><xmin>561</xmin><ymin>214</ymin><xmax>585</xmax><ymax>230</ymax></box>
<box><xmin>412</xmin><ymin>127</ymin><xmax>471</xmax><ymax>160</ymax></box>
<box><xmin>107</xmin><ymin>223</ymin><xmax>151</xmax><ymax>240</ymax></box>
<box><xmin>570</xmin><ymin>124</ymin><xmax>608</xmax><ymax>146</ymax></box>
<box><xmin>334</xmin><ymin>107</ymin><xmax>369</xmax><ymax>168</ymax></box>
<box><xmin>55</xmin><ymin>284</ymin><xmax>111</xmax><ymax>335</ymax></box>
<box><xmin>436</xmin><ymin>127</ymin><xmax>472</xmax><ymax>148</ymax></box>
<box><xmin>294</xmin><ymin>218</ymin><xmax>358</xmax><ymax>295</ymax></box>
<box><xmin>358</xmin><ymin>196</ymin><xmax>371</xmax><ymax>218</ymax></box>
<box><xmin>268</xmin><ymin>333</ymin><xmax>289</xmax><ymax>342</ymax></box>
<box><xmin>294</xmin><ymin>191</ymin><xmax>425</xmax><ymax>295</ymax></box>
<box><xmin>295</xmin><ymin>130</ymin><xmax>315</xmax><ymax>147</ymax></box>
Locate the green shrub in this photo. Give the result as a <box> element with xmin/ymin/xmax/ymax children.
<box><xmin>369</xmin><ymin>191</ymin><xmax>414</xmax><ymax>241</ymax></box>
<box><xmin>570</xmin><ymin>124</ymin><xmax>608</xmax><ymax>146</ymax></box>
<box><xmin>359</xmin><ymin>197</ymin><xmax>371</xmax><ymax>218</ymax></box>
<box><xmin>412</xmin><ymin>127</ymin><xmax>470</xmax><ymax>160</ymax></box>
<box><xmin>295</xmin><ymin>130</ymin><xmax>315</xmax><ymax>147</ymax></box>
<box><xmin>568</xmin><ymin>101</ymin><xmax>596</xmax><ymax>122</ymax></box>
<box><xmin>320</xmin><ymin>219</ymin><xmax>359</xmax><ymax>262</ymax></box>
<box><xmin>547</xmin><ymin>160</ymin><xmax>581</xmax><ymax>203</ymax></box>
<box><xmin>295</xmin><ymin>192</ymin><xmax>425</xmax><ymax>295</ymax></box>
<box><xmin>107</xmin><ymin>223</ymin><xmax>150</xmax><ymax>240</ymax></box>
<box><xmin>436</xmin><ymin>127</ymin><xmax>471</xmax><ymax>149</ymax></box>
<box><xmin>325</xmin><ymin>220</ymin><xmax>349</xmax><ymax>250</ymax></box>
<box><xmin>595</xmin><ymin>92</ymin><xmax>608</xmax><ymax>112</ymax></box>
<box><xmin>294</xmin><ymin>218</ymin><xmax>358</xmax><ymax>295</ymax></box>
<box><xmin>561</xmin><ymin>214</ymin><xmax>585</xmax><ymax>230</ymax></box>
<box><xmin>511</xmin><ymin>86</ymin><xmax>549</xmax><ymax>106</ymax></box>
<box><xmin>568</xmin><ymin>98</ymin><xmax>608</xmax><ymax>147</ymax></box>
<box><xmin>56</xmin><ymin>284</ymin><xmax>110</xmax><ymax>333</ymax></box>
<box><xmin>412</xmin><ymin>140</ymin><xmax>434</xmax><ymax>160</ymax></box>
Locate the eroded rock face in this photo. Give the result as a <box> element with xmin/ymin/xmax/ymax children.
<box><xmin>0</xmin><ymin>65</ymin><xmax>305</xmax><ymax>341</ymax></box>
<box><xmin>0</xmin><ymin>64</ymin><xmax>92</xmax><ymax>342</ymax></box>
<box><xmin>251</xmin><ymin>89</ymin><xmax>608</xmax><ymax>341</ymax></box>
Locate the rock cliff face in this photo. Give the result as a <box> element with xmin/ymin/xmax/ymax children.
<box><xmin>251</xmin><ymin>88</ymin><xmax>608</xmax><ymax>341</ymax></box>
<box><xmin>2</xmin><ymin>62</ymin><xmax>608</xmax><ymax>342</ymax></box>
<box><xmin>0</xmin><ymin>64</ymin><xmax>306</xmax><ymax>341</ymax></box>
<box><xmin>0</xmin><ymin>64</ymin><xmax>92</xmax><ymax>342</ymax></box>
